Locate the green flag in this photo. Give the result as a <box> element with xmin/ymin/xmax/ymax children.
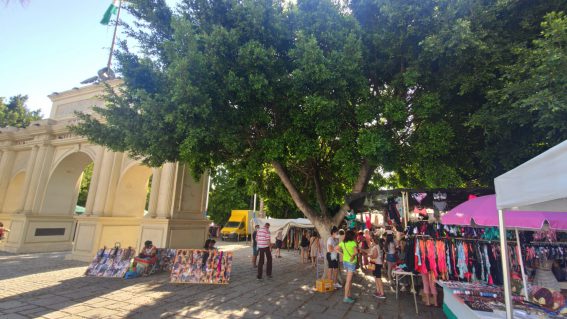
<box><xmin>100</xmin><ymin>0</ymin><xmax>120</xmax><ymax>25</ymax></box>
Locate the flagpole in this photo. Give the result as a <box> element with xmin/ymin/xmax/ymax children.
<box><xmin>107</xmin><ymin>0</ymin><xmax>123</xmax><ymax>71</ymax></box>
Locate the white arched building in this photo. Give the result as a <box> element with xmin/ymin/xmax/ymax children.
<box><xmin>0</xmin><ymin>80</ymin><xmax>210</xmax><ymax>260</ymax></box>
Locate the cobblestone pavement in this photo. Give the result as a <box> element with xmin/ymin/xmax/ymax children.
<box><xmin>0</xmin><ymin>242</ymin><xmax>445</xmax><ymax>319</ymax></box>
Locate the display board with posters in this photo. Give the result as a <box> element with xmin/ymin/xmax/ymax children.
<box><xmin>85</xmin><ymin>247</ymin><xmax>136</xmax><ymax>278</ymax></box>
<box><xmin>170</xmin><ymin>249</ymin><xmax>233</xmax><ymax>284</ymax></box>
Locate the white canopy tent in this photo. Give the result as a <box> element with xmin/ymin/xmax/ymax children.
<box><xmin>495</xmin><ymin>139</ymin><xmax>567</xmax><ymax>212</ymax></box>
<box><xmin>253</xmin><ymin>218</ymin><xmax>315</xmax><ymax>243</ymax></box>
<box><xmin>494</xmin><ymin>139</ymin><xmax>567</xmax><ymax>319</ymax></box>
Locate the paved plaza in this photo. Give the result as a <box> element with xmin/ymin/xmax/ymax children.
<box><xmin>0</xmin><ymin>242</ymin><xmax>444</xmax><ymax>319</ymax></box>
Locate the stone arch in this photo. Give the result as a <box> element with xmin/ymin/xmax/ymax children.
<box><xmin>40</xmin><ymin>152</ymin><xmax>93</xmax><ymax>215</ymax></box>
<box><xmin>111</xmin><ymin>164</ymin><xmax>153</xmax><ymax>217</ymax></box>
<box><xmin>50</xmin><ymin>147</ymin><xmax>95</xmax><ymax>174</ymax></box>
<box><xmin>2</xmin><ymin>171</ymin><xmax>26</xmax><ymax>213</ymax></box>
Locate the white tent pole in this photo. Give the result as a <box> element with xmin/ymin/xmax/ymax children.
<box><xmin>514</xmin><ymin>228</ymin><xmax>529</xmax><ymax>301</ymax></box>
<box><xmin>403</xmin><ymin>191</ymin><xmax>409</xmax><ymax>228</ymax></box>
<box><xmin>498</xmin><ymin>209</ymin><xmax>514</xmax><ymax>319</ymax></box>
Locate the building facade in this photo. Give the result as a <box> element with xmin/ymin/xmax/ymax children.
<box><xmin>0</xmin><ymin>80</ymin><xmax>209</xmax><ymax>260</ymax></box>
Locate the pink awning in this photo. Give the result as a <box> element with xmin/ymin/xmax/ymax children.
<box><xmin>442</xmin><ymin>195</ymin><xmax>567</xmax><ymax>230</ymax></box>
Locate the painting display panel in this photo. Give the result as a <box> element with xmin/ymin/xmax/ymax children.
<box><xmin>170</xmin><ymin>249</ymin><xmax>233</xmax><ymax>284</ymax></box>
<box><xmin>85</xmin><ymin>247</ymin><xmax>136</xmax><ymax>278</ymax></box>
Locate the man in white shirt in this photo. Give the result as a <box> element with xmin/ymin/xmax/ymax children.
<box><xmin>256</xmin><ymin>223</ymin><xmax>272</xmax><ymax>280</ymax></box>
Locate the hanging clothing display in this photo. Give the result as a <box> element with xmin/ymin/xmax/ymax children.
<box><xmin>407</xmin><ymin>236</ymin><xmax>507</xmax><ymax>285</ymax></box>
<box><xmin>387</xmin><ymin>197</ymin><xmax>401</xmax><ymax>226</ymax></box>
<box><xmin>433</xmin><ymin>191</ymin><xmax>448</xmax><ymax>212</ymax></box>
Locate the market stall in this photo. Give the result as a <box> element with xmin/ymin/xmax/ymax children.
<box><xmin>495</xmin><ymin>139</ymin><xmax>567</xmax><ymax>319</ymax></box>
<box><xmin>440</xmin><ymin>195</ymin><xmax>567</xmax><ymax>318</ymax></box>
<box><xmin>254</xmin><ymin>218</ymin><xmax>314</xmax><ymax>245</ymax></box>
<box><xmin>347</xmin><ymin>188</ymin><xmax>493</xmax><ymax>229</ymax></box>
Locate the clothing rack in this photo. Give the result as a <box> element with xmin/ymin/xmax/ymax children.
<box><xmin>411</xmin><ymin>234</ymin><xmax>518</xmax><ymax>245</ymax></box>
<box><xmin>529</xmin><ymin>241</ymin><xmax>567</xmax><ymax>246</ymax></box>
<box><xmin>451</xmin><ymin>237</ymin><xmax>518</xmax><ymax>245</ymax></box>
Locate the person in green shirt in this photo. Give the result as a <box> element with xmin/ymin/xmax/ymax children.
<box><xmin>337</xmin><ymin>229</ymin><xmax>358</xmax><ymax>303</ymax></box>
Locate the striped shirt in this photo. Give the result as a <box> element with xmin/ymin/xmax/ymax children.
<box><xmin>256</xmin><ymin>226</ymin><xmax>271</xmax><ymax>248</ymax></box>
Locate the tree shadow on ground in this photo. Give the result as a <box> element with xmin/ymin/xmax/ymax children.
<box><xmin>120</xmin><ymin>243</ymin><xmax>445</xmax><ymax>319</ymax></box>
<box><xmin>0</xmin><ymin>243</ymin><xmax>445</xmax><ymax>319</ymax></box>
<box><xmin>0</xmin><ymin>251</ymin><xmax>87</xmax><ymax>281</ymax></box>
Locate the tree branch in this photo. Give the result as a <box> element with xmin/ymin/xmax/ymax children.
<box><xmin>333</xmin><ymin>159</ymin><xmax>375</xmax><ymax>226</ymax></box>
<box><xmin>313</xmin><ymin>163</ymin><xmax>328</xmax><ymax>216</ymax></box>
<box><xmin>272</xmin><ymin>161</ymin><xmax>319</xmax><ymax>221</ymax></box>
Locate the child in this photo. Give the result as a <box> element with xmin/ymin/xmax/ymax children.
<box><xmin>369</xmin><ymin>235</ymin><xmax>386</xmax><ymax>299</ymax></box>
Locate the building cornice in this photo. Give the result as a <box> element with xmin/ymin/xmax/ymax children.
<box><xmin>48</xmin><ymin>79</ymin><xmax>123</xmax><ymax>102</ymax></box>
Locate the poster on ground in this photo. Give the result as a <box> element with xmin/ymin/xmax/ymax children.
<box><xmin>170</xmin><ymin>249</ymin><xmax>233</xmax><ymax>284</ymax></box>
<box><xmin>85</xmin><ymin>247</ymin><xmax>136</xmax><ymax>278</ymax></box>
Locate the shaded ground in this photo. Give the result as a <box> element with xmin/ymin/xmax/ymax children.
<box><xmin>0</xmin><ymin>242</ymin><xmax>445</xmax><ymax>318</ymax></box>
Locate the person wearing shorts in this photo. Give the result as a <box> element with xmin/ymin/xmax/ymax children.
<box><xmin>338</xmin><ymin>230</ymin><xmax>358</xmax><ymax>303</ymax></box>
<box><xmin>369</xmin><ymin>236</ymin><xmax>385</xmax><ymax>298</ymax></box>
<box><xmin>326</xmin><ymin>227</ymin><xmax>341</xmax><ymax>288</ymax></box>
<box><xmin>385</xmin><ymin>233</ymin><xmax>397</xmax><ymax>284</ymax></box>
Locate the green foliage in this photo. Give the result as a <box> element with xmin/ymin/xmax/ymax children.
<box><xmin>0</xmin><ymin>95</ymin><xmax>42</xmax><ymax>128</ymax></box>
<box><xmin>76</xmin><ymin>162</ymin><xmax>93</xmax><ymax>208</ymax></box>
<box><xmin>352</xmin><ymin>0</ymin><xmax>567</xmax><ymax>185</ymax></box>
<box><xmin>472</xmin><ymin>11</ymin><xmax>567</xmax><ymax>174</ymax></box>
<box><xmin>74</xmin><ymin>0</ymin><xmax>391</xmax><ymax>221</ymax></box>
<box><xmin>73</xmin><ymin>0</ymin><xmax>567</xmax><ymax>223</ymax></box>
<box><xmin>207</xmin><ymin>167</ymin><xmax>251</xmax><ymax>225</ymax></box>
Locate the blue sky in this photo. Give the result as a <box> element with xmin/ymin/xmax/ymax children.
<box><xmin>0</xmin><ymin>0</ymin><xmax>177</xmax><ymax>118</ymax></box>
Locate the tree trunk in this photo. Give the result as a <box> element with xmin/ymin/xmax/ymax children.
<box><xmin>272</xmin><ymin>159</ymin><xmax>375</xmax><ymax>237</ymax></box>
<box><xmin>333</xmin><ymin>159</ymin><xmax>375</xmax><ymax>226</ymax></box>
<box><xmin>272</xmin><ymin>159</ymin><xmax>374</xmax><ymax>283</ymax></box>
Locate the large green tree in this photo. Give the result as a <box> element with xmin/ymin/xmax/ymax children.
<box><xmin>0</xmin><ymin>95</ymin><xmax>42</xmax><ymax>128</ymax></box>
<box><xmin>74</xmin><ymin>0</ymin><xmax>392</xmax><ymax>237</ymax></box>
<box><xmin>73</xmin><ymin>0</ymin><xmax>567</xmax><ymax>237</ymax></box>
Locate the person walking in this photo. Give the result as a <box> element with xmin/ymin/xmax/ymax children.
<box><xmin>275</xmin><ymin>229</ymin><xmax>283</xmax><ymax>258</ymax></box>
<box><xmin>337</xmin><ymin>230</ymin><xmax>358</xmax><ymax>303</ymax></box>
<box><xmin>326</xmin><ymin>226</ymin><xmax>342</xmax><ymax>289</ymax></box>
<box><xmin>252</xmin><ymin>224</ymin><xmax>259</xmax><ymax>267</ymax></box>
<box><xmin>300</xmin><ymin>230</ymin><xmax>310</xmax><ymax>264</ymax></box>
<box><xmin>309</xmin><ymin>232</ymin><xmax>320</xmax><ymax>268</ymax></box>
<box><xmin>256</xmin><ymin>223</ymin><xmax>272</xmax><ymax>280</ymax></box>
